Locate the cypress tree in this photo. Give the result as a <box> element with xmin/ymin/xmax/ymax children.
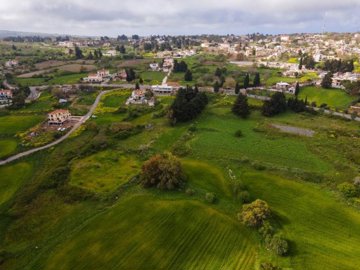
<box><xmin>295</xmin><ymin>82</ymin><xmax>300</xmax><ymax>96</ymax></box>
<box><xmin>244</xmin><ymin>73</ymin><xmax>250</xmax><ymax>89</ymax></box>
<box><xmin>235</xmin><ymin>82</ymin><xmax>240</xmax><ymax>94</ymax></box>
<box><xmin>232</xmin><ymin>93</ymin><xmax>250</xmax><ymax>118</ymax></box>
<box><xmin>253</xmin><ymin>73</ymin><xmax>261</xmax><ymax>87</ymax></box>
<box><xmin>184</xmin><ymin>70</ymin><xmax>193</xmax><ymax>81</ymax></box>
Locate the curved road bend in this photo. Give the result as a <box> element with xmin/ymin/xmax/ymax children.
<box><xmin>0</xmin><ymin>90</ymin><xmax>110</xmax><ymax>166</ymax></box>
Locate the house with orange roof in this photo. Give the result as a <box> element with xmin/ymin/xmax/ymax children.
<box><xmin>48</xmin><ymin>109</ymin><xmax>71</xmax><ymax>125</ymax></box>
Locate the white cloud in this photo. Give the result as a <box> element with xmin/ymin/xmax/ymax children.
<box><xmin>0</xmin><ymin>0</ymin><xmax>359</xmax><ymax>35</ymax></box>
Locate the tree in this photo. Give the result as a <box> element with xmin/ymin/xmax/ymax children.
<box><xmin>321</xmin><ymin>72</ymin><xmax>333</xmax><ymax>89</ymax></box>
<box><xmin>295</xmin><ymin>82</ymin><xmax>300</xmax><ymax>96</ymax></box>
<box><xmin>232</xmin><ymin>93</ymin><xmax>250</xmax><ymax>118</ymax></box>
<box><xmin>298</xmin><ymin>57</ymin><xmax>303</xmax><ymax>70</ymax></box>
<box><xmin>87</xmin><ymin>51</ymin><xmax>94</xmax><ymax>60</ymax></box>
<box><xmin>260</xmin><ymin>262</ymin><xmax>281</xmax><ymax>270</ymax></box>
<box><xmin>235</xmin><ymin>82</ymin><xmax>240</xmax><ymax>94</ymax></box>
<box><xmin>244</xmin><ymin>73</ymin><xmax>250</xmax><ymax>89</ymax></box>
<box><xmin>135</xmin><ymin>82</ymin><xmax>140</xmax><ymax>90</ymax></box>
<box><xmin>303</xmin><ymin>55</ymin><xmax>316</xmax><ymax>69</ymax></box>
<box><xmin>262</xmin><ymin>92</ymin><xmax>287</xmax><ymax>117</ymax></box>
<box><xmin>140</xmin><ymin>152</ymin><xmax>185</xmax><ymax>190</ymax></box>
<box><xmin>239</xmin><ymin>199</ymin><xmax>271</xmax><ymax>227</ymax></box>
<box><xmin>213</xmin><ymin>81</ymin><xmax>220</xmax><ymax>93</ymax></box>
<box><xmin>253</xmin><ymin>73</ymin><xmax>261</xmax><ymax>87</ymax></box>
<box><xmin>126</xmin><ymin>68</ymin><xmax>136</xmax><ymax>82</ymax></box>
<box><xmin>74</xmin><ymin>46</ymin><xmax>83</xmax><ymax>59</ymax></box>
<box><xmin>169</xmin><ymin>86</ymin><xmax>208</xmax><ymax>123</ymax></box>
<box><xmin>265</xmin><ymin>235</ymin><xmax>289</xmax><ymax>256</ymax></box>
<box><xmin>184</xmin><ymin>70</ymin><xmax>193</xmax><ymax>81</ymax></box>
<box><xmin>337</xmin><ymin>182</ymin><xmax>358</xmax><ymax>198</ymax></box>
<box><xmin>117</xmin><ymin>44</ymin><xmax>126</xmax><ymax>54</ymax></box>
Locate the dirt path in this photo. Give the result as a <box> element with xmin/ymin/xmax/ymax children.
<box><xmin>271</xmin><ymin>124</ymin><xmax>315</xmax><ymax>137</ymax></box>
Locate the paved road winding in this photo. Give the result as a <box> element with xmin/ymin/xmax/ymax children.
<box><xmin>0</xmin><ymin>90</ymin><xmax>109</xmax><ymax>166</ymax></box>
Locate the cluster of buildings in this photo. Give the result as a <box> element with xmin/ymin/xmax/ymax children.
<box><xmin>83</xmin><ymin>69</ymin><xmax>111</xmax><ymax>83</ymax></box>
<box><xmin>0</xmin><ymin>89</ymin><xmax>13</xmax><ymax>107</ymax></box>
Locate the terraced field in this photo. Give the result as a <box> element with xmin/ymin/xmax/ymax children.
<box><xmin>44</xmin><ymin>194</ymin><xmax>258</xmax><ymax>270</ymax></box>
<box><xmin>244</xmin><ymin>171</ymin><xmax>360</xmax><ymax>270</ymax></box>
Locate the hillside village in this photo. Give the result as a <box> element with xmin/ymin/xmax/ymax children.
<box><xmin>1</xmin><ymin>30</ymin><xmax>360</xmax><ymax>270</ymax></box>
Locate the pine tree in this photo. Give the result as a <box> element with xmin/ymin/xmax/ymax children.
<box><xmin>321</xmin><ymin>72</ymin><xmax>333</xmax><ymax>89</ymax></box>
<box><xmin>184</xmin><ymin>70</ymin><xmax>193</xmax><ymax>81</ymax></box>
<box><xmin>213</xmin><ymin>81</ymin><xmax>220</xmax><ymax>93</ymax></box>
<box><xmin>253</xmin><ymin>73</ymin><xmax>260</xmax><ymax>87</ymax></box>
<box><xmin>74</xmin><ymin>46</ymin><xmax>83</xmax><ymax>59</ymax></box>
<box><xmin>232</xmin><ymin>93</ymin><xmax>250</xmax><ymax>118</ymax></box>
<box><xmin>244</xmin><ymin>73</ymin><xmax>250</xmax><ymax>89</ymax></box>
<box><xmin>235</xmin><ymin>82</ymin><xmax>240</xmax><ymax>94</ymax></box>
<box><xmin>295</xmin><ymin>82</ymin><xmax>300</xmax><ymax>96</ymax></box>
<box><xmin>135</xmin><ymin>82</ymin><xmax>140</xmax><ymax>90</ymax></box>
<box><xmin>299</xmin><ymin>57</ymin><xmax>303</xmax><ymax>70</ymax></box>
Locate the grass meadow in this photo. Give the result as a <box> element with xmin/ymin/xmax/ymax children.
<box><xmin>0</xmin><ymin>90</ymin><xmax>359</xmax><ymax>270</ymax></box>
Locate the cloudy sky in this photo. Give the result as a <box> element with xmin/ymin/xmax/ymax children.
<box><xmin>0</xmin><ymin>0</ymin><xmax>360</xmax><ymax>36</ymax></box>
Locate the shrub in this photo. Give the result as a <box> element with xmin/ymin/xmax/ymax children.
<box><xmin>260</xmin><ymin>262</ymin><xmax>281</xmax><ymax>270</ymax></box>
<box><xmin>140</xmin><ymin>152</ymin><xmax>185</xmax><ymax>190</ymax></box>
<box><xmin>265</xmin><ymin>234</ymin><xmax>289</xmax><ymax>256</ymax></box>
<box><xmin>234</xmin><ymin>130</ymin><xmax>243</xmax><ymax>137</ymax></box>
<box><xmin>239</xmin><ymin>191</ymin><xmax>251</xmax><ymax>203</ymax></box>
<box><xmin>337</xmin><ymin>182</ymin><xmax>358</xmax><ymax>198</ymax></box>
<box><xmin>205</xmin><ymin>192</ymin><xmax>216</xmax><ymax>203</ymax></box>
<box><xmin>185</xmin><ymin>188</ymin><xmax>195</xmax><ymax>196</ymax></box>
<box><xmin>239</xmin><ymin>199</ymin><xmax>271</xmax><ymax>227</ymax></box>
<box><xmin>258</xmin><ymin>221</ymin><xmax>274</xmax><ymax>239</ymax></box>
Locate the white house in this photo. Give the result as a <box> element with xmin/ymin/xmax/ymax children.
<box><xmin>103</xmin><ymin>50</ymin><xmax>118</xmax><ymax>57</ymax></box>
<box><xmin>0</xmin><ymin>89</ymin><xmax>13</xmax><ymax>99</ymax></box>
<box><xmin>151</xmin><ymin>85</ymin><xmax>174</xmax><ymax>96</ymax></box>
<box><xmin>83</xmin><ymin>69</ymin><xmax>110</xmax><ymax>83</ymax></box>
<box><xmin>150</xmin><ymin>63</ymin><xmax>160</xmax><ymax>71</ymax></box>
<box><xmin>5</xmin><ymin>60</ymin><xmax>18</xmax><ymax>68</ymax></box>
<box><xmin>126</xmin><ymin>89</ymin><xmax>155</xmax><ymax>106</ymax></box>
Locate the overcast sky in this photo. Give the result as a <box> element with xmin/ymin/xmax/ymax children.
<box><xmin>0</xmin><ymin>0</ymin><xmax>360</xmax><ymax>36</ymax></box>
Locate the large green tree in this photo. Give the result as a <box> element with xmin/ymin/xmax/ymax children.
<box><xmin>232</xmin><ymin>93</ymin><xmax>250</xmax><ymax>118</ymax></box>
<box><xmin>321</xmin><ymin>72</ymin><xmax>333</xmax><ymax>89</ymax></box>
<box><xmin>140</xmin><ymin>152</ymin><xmax>185</xmax><ymax>190</ymax></box>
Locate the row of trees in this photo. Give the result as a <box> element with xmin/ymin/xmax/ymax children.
<box><xmin>173</xmin><ymin>60</ymin><xmax>188</xmax><ymax>72</ymax></box>
<box><xmin>232</xmin><ymin>88</ymin><xmax>307</xmax><ymax>119</ymax></box>
<box><xmin>323</xmin><ymin>59</ymin><xmax>354</xmax><ymax>73</ymax></box>
<box><xmin>169</xmin><ymin>86</ymin><xmax>208</xmax><ymax>123</ymax></box>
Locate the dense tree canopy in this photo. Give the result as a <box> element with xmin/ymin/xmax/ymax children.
<box><xmin>240</xmin><ymin>199</ymin><xmax>271</xmax><ymax>227</ymax></box>
<box><xmin>321</xmin><ymin>72</ymin><xmax>333</xmax><ymax>89</ymax></box>
<box><xmin>169</xmin><ymin>86</ymin><xmax>208</xmax><ymax>123</ymax></box>
<box><xmin>262</xmin><ymin>92</ymin><xmax>287</xmax><ymax>117</ymax></box>
<box><xmin>140</xmin><ymin>152</ymin><xmax>185</xmax><ymax>190</ymax></box>
<box><xmin>232</xmin><ymin>93</ymin><xmax>250</xmax><ymax>118</ymax></box>
<box><xmin>323</xmin><ymin>59</ymin><xmax>354</xmax><ymax>73</ymax></box>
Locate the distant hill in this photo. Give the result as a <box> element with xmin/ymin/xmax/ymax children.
<box><xmin>0</xmin><ymin>29</ymin><xmax>60</xmax><ymax>38</ymax></box>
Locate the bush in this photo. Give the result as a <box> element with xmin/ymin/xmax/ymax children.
<box><xmin>239</xmin><ymin>191</ymin><xmax>251</xmax><ymax>203</ymax></box>
<box><xmin>265</xmin><ymin>234</ymin><xmax>289</xmax><ymax>256</ymax></box>
<box><xmin>185</xmin><ymin>188</ymin><xmax>195</xmax><ymax>196</ymax></box>
<box><xmin>260</xmin><ymin>262</ymin><xmax>281</xmax><ymax>270</ymax></box>
<box><xmin>234</xmin><ymin>130</ymin><xmax>243</xmax><ymax>137</ymax></box>
<box><xmin>205</xmin><ymin>192</ymin><xmax>216</xmax><ymax>203</ymax></box>
<box><xmin>258</xmin><ymin>221</ymin><xmax>274</xmax><ymax>239</ymax></box>
<box><xmin>140</xmin><ymin>152</ymin><xmax>185</xmax><ymax>190</ymax></box>
<box><xmin>239</xmin><ymin>199</ymin><xmax>271</xmax><ymax>227</ymax></box>
<box><xmin>337</xmin><ymin>182</ymin><xmax>358</xmax><ymax>198</ymax></box>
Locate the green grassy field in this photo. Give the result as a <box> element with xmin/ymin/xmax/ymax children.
<box><xmin>0</xmin><ymin>114</ymin><xmax>45</xmax><ymax>136</ymax></box>
<box><xmin>298</xmin><ymin>86</ymin><xmax>356</xmax><ymax>110</ymax></box>
<box><xmin>0</xmin><ymin>162</ymin><xmax>33</xmax><ymax>207</ymax></box>
<box><xmin>70</xmin><ymin>151</ymin><xmax>140</xmax><ymax>194</ymax></box>
<box><xmin>244</xmin><ymin>171</ymin><xmax>360</xmax><ymax>269</ymax></box>
<box><xmin>141</xmin><ymin>71</ymin><xmax>166</xmax><ymax>85</ymax></box>
<box><xmin>0</xmin><ymin>139</ymin><xmax>18</xmax><ymax>159</ymax></box>
<box><xmin>0</xmin><ymin>88</ymin><xmax>360</xmax><ymax>270</ymax></box>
